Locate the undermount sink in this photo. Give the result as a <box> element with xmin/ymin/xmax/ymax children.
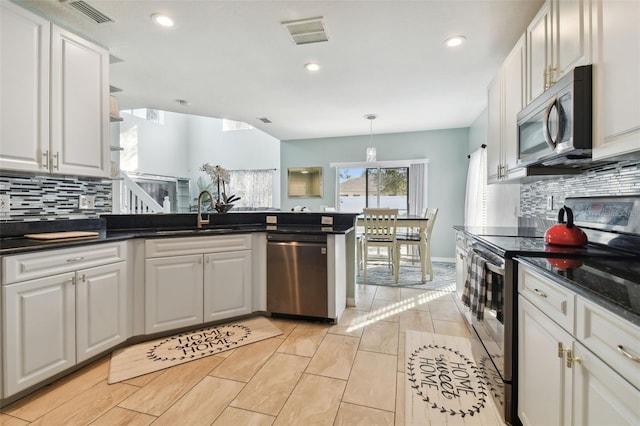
<box><xmin>154</xmin><ymin>228</ymin><xmax>233</xmax><ymax>235</ymax></box>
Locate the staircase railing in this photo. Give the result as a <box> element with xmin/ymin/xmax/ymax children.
<box><xmin>118</xmin><ymin>172</ymin><xmax>163</xmax><ymax>214</ymax></box>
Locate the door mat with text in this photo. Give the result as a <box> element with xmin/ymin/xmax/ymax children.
<box><xmin>108</xmin><ymin>316</ymin><xmax>282</xmax><ymax>384</ymax></box>
<box><xmin>405</xmin><ymin>331</ymin><xmax>503</xmax><ymax>425</ymax></box>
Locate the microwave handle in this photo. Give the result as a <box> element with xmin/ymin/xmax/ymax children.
<box><xmin>543</xmin><ymin>96</ymin><xmax>560</xmax><ymax>150</ymax></box>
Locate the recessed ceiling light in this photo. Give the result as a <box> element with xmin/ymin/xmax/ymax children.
<box><xmin>305</xmin><ymin>62</ymin><xmax>320</xmax><ymax>72</ymax></box>
<box><xmin>444</xmin><ymin>35</ymin><xmax>466</xmax><ymax>48</ymax></box>
<box><xmin>176</xmin><ymin>99</ymin><xmax>188</xmax><ymax>106</ymax></box>
<box><xmin>151</xmin><ymin>13</ymin><xmax>174</xmax><ymax>28</ymax></box>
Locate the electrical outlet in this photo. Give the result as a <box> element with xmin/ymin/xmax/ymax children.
<box><xmin>547</xmin><ymin>195</ymin><xmax>554</xmax><ymax>210</ymax></box>
<box><xmin>78</xmin><ymin>195</ymin><xmax>95</xmax><ymax>209</ymax></box>
<box><xmin>0</xmin><ymin>194</ymin><xmax>10</xmax><ymax>213</ymax></box>
<box><xmin>266</xmin><ymin>215</ymin><xmax>277</xmax><ymax>224</ymax></box>
<box><xmin>321</xmin><ymin>216</ymin><xmax>333</xmax><ymax>225</ymax></box>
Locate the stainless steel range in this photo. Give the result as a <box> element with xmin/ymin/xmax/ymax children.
<box><xmin>455</xmin><ymin>196</ymin><xmax>640</xmax><ymax>425</ymax></box>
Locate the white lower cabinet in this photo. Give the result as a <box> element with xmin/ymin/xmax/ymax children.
<box><xmin>3</xmin><ymin>273</ymin><xmax>76</xmax><ymax>397</ymax></box>
<box><xmin>75</xmin><ymin>262</ymin><xmax>127</xmax><ymax>363</ymax></box>
<box><xmin>145</xmin><ymin>255</ymin><xmax>204</xmax><ymax>334</ymax></box>
<box><xmin>2</xmin><ymin>242</ymin><xmax>128</xmax><ymax>397</ymax></box>
<box><xmin>518</xmin><ymin>263</ymin><xmax>640</xmax><ymax>426</ymax></box>
<box><xmin>571</xmin><ymin>341</ymin><xmax>639</xmax><ymax>425</ymax></box>
<box><xmin>204</xmin><ymin>251</ymin><xmax>252</xmax><ymax>322</ymax></box>
<box><xmin>144</xmin><ymin>235</ymin><xmax>253</xmax><ymax>334</ymax></box>
<box><xmin>519</xmin><ymin>296</ymin><xmax>572</xmax><ymax>426</ymax></box>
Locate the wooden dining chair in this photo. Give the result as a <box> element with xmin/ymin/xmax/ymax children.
<box><xmin>362</xmin><ymin>208</ymin><xmax>399</xmax><ymax>283</ymax></box>
<box><xmin>396</xmin><ymin>207</ymin><xmax>438</xmax><ymax>281</ymax></box>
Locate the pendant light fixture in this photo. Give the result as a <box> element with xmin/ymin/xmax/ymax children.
<box><xmin>365</xmin><ymin>114</ymin><xmax>377</xmax><ymax>162</ymax></box>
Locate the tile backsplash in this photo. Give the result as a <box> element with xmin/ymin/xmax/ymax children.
<box><xmin>0</xmin><ymin>173</ymin><xmax>112</xmax><ymax>222</ymax></box>
<box><xmin>520</xmin><ymin>160</ymin><xmax>640</xmax><ymax>220</ymax></box>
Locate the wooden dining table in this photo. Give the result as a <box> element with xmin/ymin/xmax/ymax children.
<box><xmin>357</xmin><ymin>214</ymin><xmax>431</xmax><ymax>282</ymax></box>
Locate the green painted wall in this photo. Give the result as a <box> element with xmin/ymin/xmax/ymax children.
<box><xmin>281</xmin><ymin>128</ymin><xmax>469</xmax><ymax>259</ymax></box>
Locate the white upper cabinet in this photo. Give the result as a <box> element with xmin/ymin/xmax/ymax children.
<box><xmin>592</xmin><ymin>0</ymin><xmax>640</xmax><ymax>160</ymax></box>
<box><xmin>526</xmin><ymin>0</ymin><xmax>592</xmax><ymax>105</ymax></box>
<box><xmin>0</xmin><ymin>2</ymin><xmax>109</xmax><ymax>178</ymax></box>
<box><xmin>51</xmin><ymin>27</ymin><xmax>110</xmax><ymax>177</ymax></box>
<box><xmin>0</xmin><ymin>2</ymin><xmax>50</xmax><ymax>173</ymax></box>
<box><xmin>487</xmin><ymin>34</ymin><xmax>526</xmax><ymax>183</ymax></box>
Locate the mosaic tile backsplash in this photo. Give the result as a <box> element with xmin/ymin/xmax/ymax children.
<box><xmin>520</xmin><ymin>160</ymin><xmax>640</xmax><ymax>220</ymax></box>
<box><xmin>0</xmin><ymin>173</ymin><xmax>112</xmax><ymax>222</ymax></box>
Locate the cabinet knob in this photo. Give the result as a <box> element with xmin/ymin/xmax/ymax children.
<box><xmin>566</xmin><ymin>349</ymin><xmax>582</xmax><ymax>368</ymax></box>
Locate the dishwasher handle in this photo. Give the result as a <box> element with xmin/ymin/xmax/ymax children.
<box><xmin>267</xmin><ymin>233</ymin><xmax>327</xmax><ymax>243</ymax></box>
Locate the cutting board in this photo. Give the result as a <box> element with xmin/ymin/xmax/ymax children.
<box><xmin>24</xmin><ymin>231</ymin><xmax>99</xmax><ymax>240</ymax></box>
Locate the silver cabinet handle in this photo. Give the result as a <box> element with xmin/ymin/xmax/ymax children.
<box><xmin>533</xmin><ymin>288</ymin><xmax>547</xmax><ymax>298</ymax></box>
<box><xmin>66</xmin><ymin>256</ymin><xmax>84</xmax><ymax>262</ymax></box>
<box><xmin>617</xmin><ymin>345</ymin><xmax>640</xmax><ymax>363</ymax></box>
<box><xmin>53</xmin><ymin>151</ymin><xmax>60</xmax><ymax>170</ymax></box>
<box><xmin>42</xmin><ymin>150</ymin><xmax>50</xmax><ymax>169</ymax></box>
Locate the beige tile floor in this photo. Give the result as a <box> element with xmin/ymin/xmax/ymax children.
<box><xmin>1</xmin><ymin>284</ymin><xmax>490</xmax><ymax>426</ymax></box>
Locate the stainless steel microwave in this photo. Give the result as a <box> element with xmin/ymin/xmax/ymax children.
<box><xmin>517</xmin><ymin>65</ymin><xmax>592</xmax><ymax>167</ymax></box>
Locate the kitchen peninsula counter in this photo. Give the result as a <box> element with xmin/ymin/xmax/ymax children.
<box><xmin>0</xmin><ymin>212</ymin><xmax>358</xmax><ymax>255</ymax></box>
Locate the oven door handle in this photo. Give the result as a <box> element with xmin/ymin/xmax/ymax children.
<box><xmin>471</xmin><ymin>248</ymin><xmax>505</xmax><ymax>276</ymax></box>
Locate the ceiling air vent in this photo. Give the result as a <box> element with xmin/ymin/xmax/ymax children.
<box><xmin>60</xmin><ymin>0</ymin><xmax>114</xmax><ymax>23</ymax></box>
<box><xmin>258</xmin><ymin>117</ymin><xmax>272</xmax><ymax>124</ymax></box>
<box><xmin>281</xmin><ymin>17</ymin><xmax>329</xmax><ymax>45</ymax></box>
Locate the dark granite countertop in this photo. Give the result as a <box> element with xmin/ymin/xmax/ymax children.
<box><xmin>454</xmin><ymin>225</ymin><xmax>543</xmax><ymax>238</ymax></box>
<box><xmin>517</xmin><ymin>257</ymin><xmax>640</xmax><ymax>327</ymax></box>
<box><xmin>0</xmin><ymin>213</ymin><xmax>357</xmax><ymax>255</ymax></box>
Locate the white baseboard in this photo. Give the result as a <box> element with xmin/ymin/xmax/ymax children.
<box><xmin>433</xmin><ymin>257</ymin><xmax>455</xmax><ymax>263</ymax></box>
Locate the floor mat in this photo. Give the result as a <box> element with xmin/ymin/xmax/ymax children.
<box><xmin>108</xmin><ymin>316</ymin><xmax>282</xmax><ymax>384</ymax></box>
<box><xmin>405</xmin><ymin>330</ymin><xmax>503</xmax><ymax>425</ymax></box>
<box><xmin>358</xmin><ymin>261</ymin><xmax>456</xmax><ymax>289</ymax></box>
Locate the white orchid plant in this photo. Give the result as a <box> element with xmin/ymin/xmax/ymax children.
<box><xmin>199</xmin><ymin>163</ymin><xmax>241</xmax><ymax>211</ymax></box>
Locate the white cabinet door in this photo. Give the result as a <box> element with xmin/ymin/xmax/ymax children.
<box><xmin>593</xmin><ymin>0</ymin><xmax>640</xmax><ymax>160</ymax></box>
<box><xmin>526</xmin><ymin>0</ymin><xmax>592</xmax><ymax>105</ymax></box>
<box><xmin>145</xmin><ymin>255</ymin><xmax>204</xmax><ymax>334</ymax></box>
<box><xmin>50</xmin><ymin>26</ymin><xmax>109</xmax><ymax>178</ymax></box>
<box><xmin>518</xmin><ymin>296</ymin><xmax>572</xmax><ymax>426</ymax></box>
<box><xmin>0</xmin><ymin>2</ymin><xmax>50</xmax><ymax>173</ymax></box>
<box><xmin>76</xmin><ymin>262</ymin><xmax>127</xmax><ymax>363</ymax></box>
<box><xmin>526</xmin><ymin>0</ymin><xmax>553</xmax><ymax>104</ymax></box>
<box><xmin>571</xmin><ymin>342</ymin><xmax>640</xmax><ymax>426</ymax></box>
<box><xmin>487</xmin><ymin>74</ymin><xmax>502</xmax><ymax>183</ymax></box>
<box><xmin>554</xmin><ymin>0</ymin><xmax>592</xmax><ymax>79</ymax></box>
<box><xmin>502</xmin><ymin>34</ymin><xmax>525</xmax><ymax>176</ymax></box>
<box><xmin>2</xmin><ymin>273</ymin><xmax>76</xmax><ymax>396</ymax></box>
<box><xmin>203</xmin><ymin>251</ymin><xmax>252</xmax><ymax>322</ymax></box>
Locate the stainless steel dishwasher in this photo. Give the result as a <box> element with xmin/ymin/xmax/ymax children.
<box><xmin>266</xmin><ymin>233</ymin><xmax>328</xmax><ymax>318</ymax></box>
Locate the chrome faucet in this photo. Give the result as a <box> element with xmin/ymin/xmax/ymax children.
<box><xmin>197</xmin><ymin>190</ymin><xmax>215</xmax><ymax>229</ymax></box>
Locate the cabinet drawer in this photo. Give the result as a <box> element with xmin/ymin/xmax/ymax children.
<box><xmin>2</xmin><ymin>242</ymin><xmax>126</xmax><ymax>284</ymax></box>
<box><xmin>145</xmin><ymin>234</ymin><xmax>252</xmax><ymax>258</ymax></box>
<box><xmin>576</xmin><ymin>296</ymin><xmax>640</xmax><ymax>389</ymax></box>
<box><xmin>519</xmin><ymin>265</ymin><xmax>575</xmax><ymax>333</ymax></box>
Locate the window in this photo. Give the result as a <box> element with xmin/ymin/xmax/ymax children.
<box><xmin>338</xmin><ymin>166</ymin><xmax>409</xmax><ymax>215</ymax></box>
<box><xmin>120</xmin><ymin>108</ymin><xmax>164</xmax><ymax>125</ymax></box>
<box><xmin>226</xmin><ymin>169</ymin><xmax>275</xmax><ymax>208</ymax></box>
<box><xmin>222</xmin><ymin>119</ymin><xmax>253</xmax><ymax>131</ymax></box>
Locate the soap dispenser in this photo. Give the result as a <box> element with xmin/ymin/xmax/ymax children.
<box><xmin>162</xmin><ymin>196</ymin><xmax>171</xmax><ymax>213</ymax></box>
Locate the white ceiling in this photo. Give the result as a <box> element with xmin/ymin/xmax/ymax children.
<box><xmin>19</xmin><ymin>0</ymin><xmax>544</xmax><ymax>141</ymax></box>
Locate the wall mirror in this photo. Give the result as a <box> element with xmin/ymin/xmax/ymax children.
<box><xmin>287</xmin><ymin>167</ymin><xmax>323</xmax><ymax>197</ymax></box>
